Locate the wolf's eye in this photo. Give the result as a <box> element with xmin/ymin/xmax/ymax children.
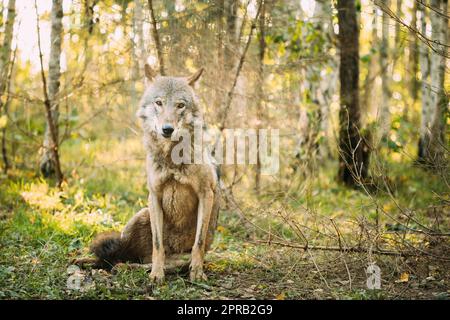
<box><xmin>155</xmin><ymin>100</ymin><xmax>162</xmax><ymax>106</ymax></box>
<box><xmin>176</xmin><ymin>103</ymin><xmax>185</xmax><ymax>109</ymax></box>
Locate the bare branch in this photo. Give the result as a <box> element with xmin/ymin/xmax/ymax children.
<box><xmin>147</xmin><ymin>0</ymin><xmax>165</xmax><ymax>75</ymax></box>
<box><xmin>218</xmin><ymin>0</ymin><xmax>263</xmax><ymax>131</ymax></box>
<box><xmin>373</xmin><ymin>0</ymin><xmax>450</xmax><ymax>58</ymax></box>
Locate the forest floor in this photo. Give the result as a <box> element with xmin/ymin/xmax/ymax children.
<box><xmin>0</xmin><ymin>138</ymin><xmax>449</xmax><ymax>300</ymax></box>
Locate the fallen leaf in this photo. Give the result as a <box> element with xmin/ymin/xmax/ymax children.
<box><xmin>396</xmin><ymin>272</ymin><xmax>409</xmax><ymax>283</ymax></box>
<box><xmin>275</xmin><ymin>293</ymin><xmax>285</xmax><ymax>300</ymax></box>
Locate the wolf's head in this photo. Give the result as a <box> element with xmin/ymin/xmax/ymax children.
<box><xmin>136</xmin><ymin>64</ymin><xmax>204</xmax><ymax>140</ymax></box>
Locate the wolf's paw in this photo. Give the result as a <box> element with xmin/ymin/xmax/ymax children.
<box><xmin>111</xmin><ymin>263</ymin><xmax>127</xmax><ymax>274</ymax></box>
<box><xmin>189</xmin><ymin>265</ymin><xmax>208</xmax><ymax>282</ymax></box>
<box><xmin>71</xmin><ymin>257</ymin><xmax>97</xmax><ymax>268</ymax></box>
<box><xmin>149</xmin><ymin>268</ymin><xmax>165</xmax><ymax>284</ymax></box>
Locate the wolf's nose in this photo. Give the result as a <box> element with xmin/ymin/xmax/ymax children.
<box><xmin>162</xmin><ymin>124</ymin><xmax>174</xmax><ymax>137</ymax></box>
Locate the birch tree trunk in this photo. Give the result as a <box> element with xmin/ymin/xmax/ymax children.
<box><xmin>315</xmin><ymin>0</ymin><xmax>337</xmax><ymax>159</ymax></box>
<box><xmin>0</xmin><ymin>0</ymin><xmax>16</xmax><ymax>106</ymax></box>
<box><xmin>423</xmin><ymin>0</ymin><xmax>448</xmax><ymax>168</ymax></box>
<box><xmin>0</xmin><ymin>0</ymin><xmax>16</xmax><ymax>173</ymax></box>
<box><xmin>379</xmin><ymin>0</ymin><xmax>391</xmax><ymax>140</ymax></box>
<box><xmin>40</xmin><ymin>0</ymin><xmax>63</xmax><ymax>178</ymax></box>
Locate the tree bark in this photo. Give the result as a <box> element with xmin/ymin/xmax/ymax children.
<box><xmin>0</xmin><ymin>0</ymin><xmax>16</xmax><ymax>173</ymax></box>
<box><xmin>316</xmin><ymin>0</ymin><xmax>336</xmax><ymax>159</ymax></box>
<box><xmin>255</xmin><ymin>0</ymin><xmax>266</xmax><ymax>195</ymax></box>
<box><xmin>131</xmin><ymin>0</ymin><xmax>146</xmax><ymax>109</ymax></box>
<box><xmin>135</xmin><ymin>0</ymin><xmax>146</xmax><ymax>74</ymax></box>
<box><xmin>0</xmin><ymin>0</ymin><xmax>16</xmax><ymax>174</ymax></box>
<box><xmin>418</xmin><ymin>3</ymin><xmax>432</xmax><ymax>162</ymax></box>
<box><xmin>379</xmin><ymin>0</ymin><xmax>391</xmax><ymax>139</ymax></box>
<box><xmin>224</xmin><ymin>0</ymin><xmax>238</xmax><ymax>75</ymax></box>
<box><xmin>337</xmin><ymin>0</ymin><xmax>368</xmax><ymax>186</ymax></box>
<box><xmin>37</xmin><ymin>0</ymin><xmax>64</xmax><ymax>185</ymax></box>
<box><xmin>394</xmin><ymin>0</ymin><xmax>402</xmax><ymax>46</ymax></box>
<box><xmin>422</xmin><ymin>0</ymin><xmax>448</xmax><ymax>168</ymax></box>
<box><xmin>408</xmin><ymin>0</ymin><xmax>419</xmax><ymax>105</ymax></box>
<box><xmin>215</xmin><ymin>0</ymin><xmax>225</xmax><ymax>110</ymax></box>
<box><xmin>362</xmin><ymin>5</ymin><xmax>378</xmax><ymax>120</ymax></box>
<box><xmin>0</xmin><ymin>0</ymin><xmax>15</xmax><ymax>108</ymax></box>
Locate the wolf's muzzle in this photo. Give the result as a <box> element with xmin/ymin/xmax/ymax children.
<box><xmin>162</xmin><ymin>124</ymin><xmax>174</xmax><ymax>138</ymax></box>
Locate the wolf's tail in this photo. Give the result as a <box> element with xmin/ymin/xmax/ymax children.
<box><xmin>89</xmin><ymin>231</ymin><xmax>127</xmax><ymax>269</ymax></box>
<box><xmin>88</xmin><ymin>209</ymin><xmax>152</xmax><ymax>269</ymax></box>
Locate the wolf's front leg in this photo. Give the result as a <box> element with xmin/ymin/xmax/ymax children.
<box><xmin>190</xmin><ymin>189</ymin><xmax>214</xmax><ymax>281</ymax></box>
<box><xmin>149</xmin><ymin>192</ymin><xmax>165</xmax><ymax>284</ymax></box>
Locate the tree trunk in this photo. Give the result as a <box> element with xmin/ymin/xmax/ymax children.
<box><xmin>394</xmin><ymin>0</ymin><xmax>402</xmax><ymax>46</ymax></box>
<box><xmin>421</xmin><ymin>0</ymin><xmax>448</xmax><ymax>168</ymax></box>
<box><xmin>337</xmin><ymin>0</ymin><xmax>368</xmax><ymax>186</ymax></box>
<box><xmin>362</xmin><ymin>5</ymin><xmax>378</xmax><ymax>120</ymax></box>
<box><xmin>215</xmin><ymin>0</ymin><xmax>225</xmax><ymax>110</ymax></box>
<box><xmin>131</xmin><ymin>0</ymin><xmax>146</xmax><ymax>109</ymax></box>
<box><xmin>224</xmin><ymin>0</ymin><xmax>238</xmax><ymax>75</ymax></box>
<box><xmin>314</xmin><ymin>0</ymin><xmax>336</xmax><ymax>159</ymax></box>
<box><xmin>255</xmin><ymin>0</ymin><xmax>266</xmax><ymax>195</ymax></box>
<box><xmin>379</xmin><ymin>0</ymin><xmax>391</xmax><ymax>140</ymax></box>
<box><xmin>0</xmin><ymin>0</ymin><xmax>16</xmax><ymax>174</ymax></box>
<box><xmin>0</xmin><ymin>0</ymin><xmax>16</xmax><ymax>173</ymax></box>
<box><xmin>135</xmin><ymin>0</ymin><xmax>146</xmax><ymax>70</ymax></box>
<box><xmin>0</xmin><ymin>0</ymin><xmax>15</xmax><ymax>107</ymax></box>
<box><xmin>418</xmin><ymin>3</ymin><xmax>431</xmax><ymax>161</ymax></box>
<box><xmin>83</xmin><ymin>0</ymin><xmax>97</xmax><ymax>35</ymax></box>
<box><xmin>80</xmin><ymin>0</ymin><xmax>97</xmax><ymax>78</ymax></box>
<box><xmin>408</xmin><ymin>0</ymin><xmax>419</xmax><ymax>106</ymax></box>
<box><xmin>40</xmin><ymin>0</ymin><xmax>64</xmax><ymax>180</ymax></box>
<box><xmin>303</xmin><ymin>1</ymin><xmax>321</xmax><ymax>157</ymax></box>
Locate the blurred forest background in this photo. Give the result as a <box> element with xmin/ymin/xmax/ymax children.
<box><xmin>0</xmin><ymin>0</ymin><xmax>449</xmax><ymax>299</ymax></box>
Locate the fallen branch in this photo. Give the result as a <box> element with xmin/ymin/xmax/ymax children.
<box><xmin>253</xmin><ymin>239</ymin><xmax>450</xmax><ymax>261</ymax></box>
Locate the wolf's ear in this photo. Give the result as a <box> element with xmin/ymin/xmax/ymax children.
<box><xmin>187</xmin><ymin>68</ymin><xmax>204</xmax><ymax>86</ymax></box>
<box><xmin>144</xmin><ymin>64</ymin><xmax>157</xmax><ymax>81</ymax></box>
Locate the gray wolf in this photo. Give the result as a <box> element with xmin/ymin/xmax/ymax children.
<box><xmin>75</xmin><ymin>65</ymin><xmax>220</xmax><ymax>283</ymax></box>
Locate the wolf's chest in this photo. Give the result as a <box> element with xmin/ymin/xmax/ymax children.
<box><xmin>161</xmin><ymin>180</ymin><xmax>198</xmax><ymax>229</ymax></box>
